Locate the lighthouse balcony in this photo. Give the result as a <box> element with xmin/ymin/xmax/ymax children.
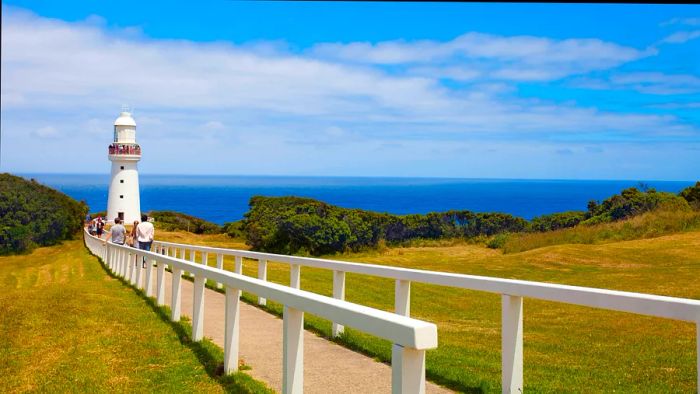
<box><xmin>108</xmin><ymin>143</ymin><xmax>141</xmax><ymax>161</ymax></box>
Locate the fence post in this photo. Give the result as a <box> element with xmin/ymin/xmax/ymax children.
<box><xmin>235</xmin><ymin>256</ymin><xmax>243</xmax><ymax>274</ymax></box>
<box><xmin>179</xmin><ymin>247</ymin><xmax>185</xmax><ymax>260</ymax></box>
<box><xmin>156</xmin><ymin>260</ymin><xmax>166</xmax><ymax>306</ymax></box>
<box><xmin>189</xmin><ymin>249</ymin><xmax>196</xmax><ymax>278</ymax></box>
<box><xmin>216</xmin><ymin>254</ymin><xmax>224</xmax><ymax>289</ymax></box>
<box><xmin>192</xmin><ymin>275</ymin><xmax>206</xmax><ymax>342</ymax></box>
<box><xmin>391</xmin><ymin>344</ymin><xmax>426</xmax><ymax>394</ymax></box>
<box><xmin>332</xmin><ymin>270</ymin><xmax>346</xmax><ymax>337</ymax></box>
<box><xmin>283</xmin><ymin>306</ymin><xmax>304</xmax><ymax>394</ymax></box>
<box><xmin>121</xmin><ymin>249</ymin><xmax>127</xmax><ymax>278</ymax></box>
<box><xmin>290</xmin><ymin>264</ymin><xmax>301</xmax><ymax>289</ymax></box>
<box><xmin>171</xmin><ymin>267</ymin><xmax>182</xmax><ymax>322</ymax></box>
<box><xmin>258</xmin><ymin>259</ymin><xmax>267</xmax><ymax>306</ymax></box>
<box><xmin>696</xmin><ymin>320</ymin><xmax>699</xmax><ymax>394</ymax></box>
<box><xmin>129</xmin><ymin>251</ymin><xmax>136</xmax><ymax>285</ymax></box>
<box><xmin>224</xmin><ymin>286</ymin><xmax>241</xmax><ymax>374</ymax></box>
<box><xmin>164</xmin><ymin>246</ymin><xmax>169</xmax><ymax>270</ymax></box>
<box><xmin>135</xmin><ymin>252</ymin><xmax>143</xmax><ymax>289</ymax></box>
<box><xmin>395</xmin><ymin>280</ymin><xmax>411</xmax><ymax>316</ymax></box>
<box><xmin>117</xmin><ymin>248</ymin><xmax>122</xmax><ymax>277</ymax></box>
<box><xmin>502</xmin><ymin>295</ymin><xmax>523</xmax><ymax>394</ymax></box>
<box><xmin>145</xmin><ymin>256</ymin><xmax>154</xmax><ymax>297</ymax></box>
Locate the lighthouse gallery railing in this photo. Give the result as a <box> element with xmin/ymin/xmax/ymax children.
<box><xmin>84</xmin><ymin>230</ymin><xmax>437</xmax><ymax>394</ymax></box>
<box><xmin>152</xmin><ymin>238</ymin><xmax>700</xmax><ymax>394</ymax></box>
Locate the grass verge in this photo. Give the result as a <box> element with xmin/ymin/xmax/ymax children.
<box><xmin>157</xmin><ymin>229</ymin><xmax>700</xmax><ymax>393</ymax></box>
<box><xmin>0</xmin><ymin>239</ymin><xmax>271</xmax><ymax>393</ymax></box>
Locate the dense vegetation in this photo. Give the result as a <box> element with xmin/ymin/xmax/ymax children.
<box><xmin>148</xmin><ymin>210</ymin><xmax>223</xmax><ymax>234</ymax></box>
<box><xmin>679</xmin><ymin>181</ymin><xmax>700</xmax><ymax>209</ymax></box>
<box><xmin>583</xmin><ymin>186</ymin><xmax>688</xmax><ymax>224</ymax></box>
<box><xmin>240</xmin><ymin>185</ymin><xmax>697</xmax><ymax>255</ymax></box>
<box><xmin>0</xmin><ymin>173</ymin><xmax>88</xmax><ymax>255</ymax></box>
<box><xmin>242</xmin><ymin>196</ymin><xmax>528</xmax><ymax>255</ymax></box>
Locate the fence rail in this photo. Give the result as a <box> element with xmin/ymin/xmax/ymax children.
<box><xmin>152</xmin><ymin>239</ymin><xmax>700</xmax><ymax>393</ymax></box>
<box><xmin>84</xmin><ymin>230</ymin><xmax>438</xmax><ymax>394</ymax></box>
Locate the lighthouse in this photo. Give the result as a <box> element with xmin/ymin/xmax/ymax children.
<box><xmin>106</xmin><ymin>110</ymin><xmax>142</xmax><ymax>224</ymax></box>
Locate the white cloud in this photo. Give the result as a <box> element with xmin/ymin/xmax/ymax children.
<box><xmin>661</xmin><ymin>17</ymin><xmax>700</xmax><ymax>27</ymax></box>
<box><xmin>661</xmin><ymin>30</ymin><xmax>700</xmax><ymax>44</ymax></box>
<box><xmin>202</xmin><ymin>121</ymin><xmax>225</xmax><ymax>130</ymax></box>
<box><xmin>571</xmin><ymin>72</ymin><xmax>700</xmax><ymax>95</ymax></box>
<box><xmin>311</xmin><ymin>32</ymin><xmax>655</xmax><ymax>81</ymax></box>
<box><xmin>33</xmin><ymin>126</ymin><xmax>59</xmax><ymax>138</ymax></box>
<box><xmin>1</xmin><ymin>6</ymin><xmax>698</xmax><ymax>178</ymax></box>
<box><xmin>651</xmin><ymin>102</ymin><xmax>700</xmax><ymax>109</ymax></box>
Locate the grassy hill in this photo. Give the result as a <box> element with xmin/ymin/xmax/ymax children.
<box><xmin>156</xmin><ymin>227</ymin><xmax>700</xmax><ymax>392</ymax></box>
<box><xmin>497</xmin><ymin>206</ymin><xmax>700</xmax><ymax>253</ymax></box>
<box><xmin>0</xmin><ymin>239</ymin><xmax>271</xmax><ymax>393</ymax></box>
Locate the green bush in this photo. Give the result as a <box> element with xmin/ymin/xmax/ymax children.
<box><xmin>680</xmin><ymin>181</ymin><xmax>700</xmax><ymax>209</ymax></box>
<box><xmin>148</xmin><ymin>210</ymin><xmax>222</xmax><ymax>234</ymax></box>
<box><xmin>223</xmin><ymin>220</ymin><xmax>245</xmax><ymax>238</ymax></box>
<box><xmin>531</xmin><ymin>211</ymin><xmax>586</xmax><ymax>232</ymax></box>
<box><xmin>0</xmin><ymin>173</ymin><xmax>88</xmax><ymax>255</ymax></box>
<box><xmin>242</xmin><ymin>196</ymin><xmax>528</xmax><ymax>255</ymax></box>
<box><xmin>486</xmin><ymin>233</ymin><xmax>510</xmax><ymax>249</ymax></box>
<box><xmin>583</xmin><ymin>187</ymin><xmax>687</xmax><ymax>224</ymax></box>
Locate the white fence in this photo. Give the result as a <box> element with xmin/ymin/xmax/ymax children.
<box><xmin>84</xmin><ymin>230</ymin><xmax>438</xmax><ymax>394</ymax></box>
<box><xmin>152</xmin><ymin>239</ymin><xmax>700</xmax><ymax>394</ymax></box>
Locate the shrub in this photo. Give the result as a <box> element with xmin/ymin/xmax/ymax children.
<box><xmin>680</xmin><ymin>181</ymin><xmax>700</xmax><ymax>209</ymax></box>
<box><xmin>223</xmin><ymin>220</ymin><xmax>245</xmax><ymax>238</ymax></box>
<box><xmin>0</xmin><ymin>173</ymin><xmax>88</xmax><ymax>254</ymax></box>
<box><xmin>148</xmin><ymin>210</ymin><xmax>222</xmax><ymax>234</ymax></box>
<box><xmin>583</xmin><ymin>187</ymin><xmax>686</xmax><ymax>224</ymax></box>
<box><xmin>530</xmin><ymin>211</ymin><xmax>586</xmax><ymax>232</ymax></box>
<box><xmin>241</xmin><ymin>196</ymin><xmax>527</xmax><ymax>255</ymax></box>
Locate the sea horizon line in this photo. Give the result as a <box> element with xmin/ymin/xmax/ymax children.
<box><xmin>11</xmin><ymin>172</ymin><xmax>698</xmax><ymax>184</ymax></box>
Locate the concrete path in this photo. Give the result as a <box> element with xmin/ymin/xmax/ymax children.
<box><xmin>152</xmin><ymin>270</ymin><xmax>451</xmax><ymax>393</ymax></box>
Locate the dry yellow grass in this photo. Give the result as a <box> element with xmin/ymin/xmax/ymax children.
<box><xmin>156</xmin><ymin>229</ymin><xmax>700</xmax><ymax>392</ymax></box>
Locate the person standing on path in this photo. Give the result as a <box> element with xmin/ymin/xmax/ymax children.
<box><xmin>96</xmin><ymin>217</ymin><xmax>104</xmax><ymax>238</ymax></box>
<box><xmin>104</xmin><ymin>218</ymin><xmax>126</xmax><ymax>245</ymax></box>
<box><xmin>136</xmin><ymin>214</ymin><xmax>155</xmax><ymax>268</ymax></box>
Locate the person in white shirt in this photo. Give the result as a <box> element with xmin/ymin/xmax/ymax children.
<box><xmin>136</xmin><ymin>214</ymin><xmax>155</xmax><ymax>267</ymax></box>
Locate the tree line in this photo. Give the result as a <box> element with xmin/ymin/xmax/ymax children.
<box><xmin>241</xmin><ymin>183</ymin><xmax>699</xmax><ymax>256</ymax></box>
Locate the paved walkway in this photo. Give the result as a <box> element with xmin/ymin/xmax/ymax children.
<box><xmin>153</xmin><ymin>271</ymin><xmax>451</xmax><ymax>393</ymax></box>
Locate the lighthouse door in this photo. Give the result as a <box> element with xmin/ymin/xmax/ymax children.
<box><xmin>118</xmin><ymin>212</ymin><xmax>124</xmax><ymax>221</ymax></box>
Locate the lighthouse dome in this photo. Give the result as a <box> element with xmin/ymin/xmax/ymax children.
<box><xmin>114</xmin><ymin>112</ymin><xmax>136</xmax><ymax>127</ymax></box>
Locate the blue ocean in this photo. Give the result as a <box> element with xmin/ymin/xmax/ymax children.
<box><xmin>20</xmin><ymin>174</ymin><xmax>695</xmax><ymax>225</ymax></box>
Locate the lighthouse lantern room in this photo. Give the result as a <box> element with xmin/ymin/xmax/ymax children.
<box><xmin>106</xmin><ymin>109</ymin><xmax>142</xmax><ymax>224</ymax></box>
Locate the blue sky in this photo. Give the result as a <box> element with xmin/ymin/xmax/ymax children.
<box><xmin>1</xmin><ymin>2</ymin><xmax>699</xmax><ymax>180</ymax></box>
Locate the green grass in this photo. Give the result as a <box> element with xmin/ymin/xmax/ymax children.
<box><xmin>158</xmin><ymin>229</ymin><xmax>700</xmax><ymax>393</ymax></box>
<box><xmin>0</xmin><ymin>239</ymin><xmax>272</xmax><ymax>393</ymax></box>
<box><xmin>500</xmin><ymin>208</ymin><xmax>700</xmax><ymax>254</ymax></box>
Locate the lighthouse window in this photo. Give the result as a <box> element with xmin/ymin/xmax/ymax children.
<box><xmin>120</xmin><ymin>180</ymin><xmax>124</xmax><ymax>183</ymax></box>
<box><xmin>120</xmin><ymin>166</ymin><xmax>124</xmax><ymax>170</ymax></box>
<box><xmin>120</xmin><ymin>195</ymin><xmax>124</xmax><ymax>199</ymax></box>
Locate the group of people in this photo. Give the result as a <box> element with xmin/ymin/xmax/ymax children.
<box><xmin>87</xmin><ymin>216</ymin><xmax>105</xmax><ymax>237</ymax></box>
<box><xmin>103</xmin><ymin>214</ymin><xmax>155</xmax><ymax>268</ymax></box>
<box><xmin>108</xmin><ymin>143</ymin><xmax>141</xmax><ymax>156</ymax></box>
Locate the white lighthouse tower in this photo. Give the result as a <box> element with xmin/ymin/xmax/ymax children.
<box><xmin>106</xmin><ymin>109</ymin><xmax>142</xmax><ymax>224</ymax></box>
